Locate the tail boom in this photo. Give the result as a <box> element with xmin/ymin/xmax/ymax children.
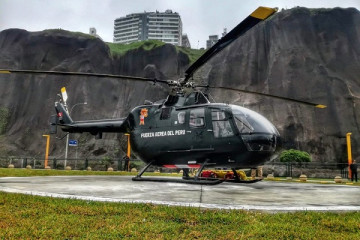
<box><xmin>52</xmin><ymin>101</ymin><xmax>128</xmax><ymax>135</ymax></box>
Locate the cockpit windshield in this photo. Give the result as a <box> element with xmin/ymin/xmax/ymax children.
<box><xmin>231</xmin><ymin>105</ymin><xmax>280</xmax><ymax>152</ymax></box>
<box><xmin>231</xmin><ymin>105</ymin><xmax>279</xmax><ymax>135</ymax></box>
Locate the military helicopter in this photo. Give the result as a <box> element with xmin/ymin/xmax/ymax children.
<box><xmin>0</xmin><ymin>7</ymin><xmax>326</xmax><ymax>184</ymax></box>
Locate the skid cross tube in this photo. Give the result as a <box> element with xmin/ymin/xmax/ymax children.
<box><xmin>182</xmin><ymin>168</ymin><xmax>190</xmax><ymax>178</ymax></box>
<box><xmin>132</xmin><ymin>160</ymin><xmax>155</xmax><ymax>180</ymax></box>
<box><xmin>195</xmin><ymin>159</ymin><xmax>211</xmax><ymax>180</ymax></box>
<box><xmin>231</xmin><ymin>168</ymin><xmax>241</xmax><ymax>182</ymax></box>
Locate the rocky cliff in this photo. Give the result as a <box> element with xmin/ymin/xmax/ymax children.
<box><xmin>193</xmin><ymin>7</ymin><xmax>360</xmax><ymax>162</ymax></box>
<box><xmin>0</xmin><ymin>29</ymin><xmax>190</xmax><ymax>158</ymax></box>
<box><xmin>1</xmin><ymin>7</ymin><xmax>360</xmax><ymax>163</ymax></box>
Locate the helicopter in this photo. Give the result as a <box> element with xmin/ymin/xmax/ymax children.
<box><xmin>0</xmin><ymin>7</ymin><xmax>326</xmax><ymax>184</ymax></box>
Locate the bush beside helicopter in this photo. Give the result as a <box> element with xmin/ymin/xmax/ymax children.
<box><xmin>0</xmin><ymin>7</ymin><xmax>326</xmax><ymax>184</ymax></box>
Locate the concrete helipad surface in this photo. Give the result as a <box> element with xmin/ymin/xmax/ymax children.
<box><xmin>0</xmin><ymin>175</ymin><xmax>359</xmax><ymax>211</ymax></box>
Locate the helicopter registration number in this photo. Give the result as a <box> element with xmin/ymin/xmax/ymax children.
<box><xmin>140</xmin><ymin>130</ymin><xmax>186</xmax><ymax>138</ymax></box>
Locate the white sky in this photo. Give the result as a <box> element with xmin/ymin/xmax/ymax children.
<box><xmin>1</xmin><ymin>0</ymin><xmax>359</xmax><ymax>49</ymax></box>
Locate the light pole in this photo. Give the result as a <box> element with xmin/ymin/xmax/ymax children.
<box><xmin>42</xmin><ymin>134</ymin><xmax>50</xmax><ymax>168</ymax></box>
<box><xmin>347</xmin><ymin>132</ymin><xmax>352</xmax><ymax>179</ymax></box>
<box><xmin>64</xmin><ymin>102</ymin><xmax>87</xmax><ymax>168</ymax></box>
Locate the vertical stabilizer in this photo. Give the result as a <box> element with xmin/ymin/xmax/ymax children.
<box><xmin>55</xmin><ymin>101</ymin><xmax>73</xmax><ymax>124</ymax></box>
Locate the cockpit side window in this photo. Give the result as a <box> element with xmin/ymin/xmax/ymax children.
<box><xmin>211</xmin><ymin>110</ymin><xmax>226</xmax><ymax>121</ymax></box>
<box><xmin>189</xmin><ymin>108</ymin><xmax>205</xmax><ymax>128</ymax></box>
<box><xmin>211</xmin><ymin>109</ymin><xmax>234</xmax><ymax>138</ymax></box>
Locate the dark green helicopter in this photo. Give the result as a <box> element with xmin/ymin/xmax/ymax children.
<box><xmin>0</xmin><ymin>7</ymin><xmax>326</xmax><ymax>184</ymax></box>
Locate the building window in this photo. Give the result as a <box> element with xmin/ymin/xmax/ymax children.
<box><xmin>114</xmin><ymin>10</ymin><xmax>182</xmax><ymax>45</ymax></box>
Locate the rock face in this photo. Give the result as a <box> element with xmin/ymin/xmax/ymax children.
<box><xmin>0</xmin><ymin>29</ymin><xmax>188</xmax><ymax>158</ymax></box>
<box><xmin>194</xmin><ymin>7</ymin><xmax>360</xmax><ymax>162</ymax></box>
<box><xmin>0</xmin><ymin>7</ymin><xmax>360</xmax><ymax>163</ymax></box>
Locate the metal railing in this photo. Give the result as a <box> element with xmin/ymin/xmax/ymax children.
<box><xmin>0</xmin><ymin>157</ymin><xmax>145</xmax><ymax>172</ymax></box>
<box><xmin>262</xmin><ymin>162</ymin><xmax>350</xmax><ymax>179</ymax></box>
<box><xmin>0</xmin><ymin>157</ymin><xmax>352</xmax><ymax>179</ymax></box>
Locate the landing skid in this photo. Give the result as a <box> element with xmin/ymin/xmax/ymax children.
<box><xmin>132</xmin><ymin>176</ymin><xmax>224</xmax><ymax>185</ymax></box>
<box><xmin>132</xmin><ymin>161</ymin><xmax>262</xmax><ymax>185</ymax></box>
<box><xmin>223</xmin><ymin>178</ymin><xmax>263</xmax><ymax>184</ymax></box>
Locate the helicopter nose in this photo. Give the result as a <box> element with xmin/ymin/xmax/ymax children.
<box><xmin>241</xmin><ymin>133</ymin><xmax>280</xmax><ymax>152</ymax></box>
<box><xmin>275</xmin><ymin>134</ymin><xmax>282</xmax><ymax>152</ymax></box>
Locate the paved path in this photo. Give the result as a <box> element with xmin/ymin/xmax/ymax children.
<box><xmin>0</xmin><ymin>176</ymin><xmax>359</xmax><ymax>211</ymax></box>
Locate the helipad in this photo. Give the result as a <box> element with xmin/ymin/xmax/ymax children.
<box><xmin>0</xmin><ymin>176</ymin><xmax>359</xmax><ymax>211</ymax></box>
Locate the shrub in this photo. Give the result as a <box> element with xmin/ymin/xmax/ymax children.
<box><xmin>100</xmin><ymin>156</ymin><xmax>114</xmax><ymax>170</ymax></box>
<box><xmin>280</xmin><ymin>149</ymin><xmax>311</xmax><ymax>162</ymax></box>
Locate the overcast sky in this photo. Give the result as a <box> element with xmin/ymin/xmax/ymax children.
<box><xmin>1</xmin><ymin>0</ymin><xmax>359</xmax><ymax>49</ymax></box>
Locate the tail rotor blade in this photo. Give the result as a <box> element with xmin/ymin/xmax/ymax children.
<box><xmin>61</xmin><ymin>87</ymin><xmax>68</xmax><ymax>104</ymax></box>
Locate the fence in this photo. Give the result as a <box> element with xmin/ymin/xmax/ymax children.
<box><xmin>0</xmin><ymin>157</ymin><xmax>352</xmax><ymax>179</ymax></box>
<box><xmin>0</xmin><ymin>157</ymin><xmax>145</xmax><ymax>172</ymax></box>
<box><xmin>262</xmin><ymin>162</ymin><xmax>350</xmax><ymax>179</ymax></box>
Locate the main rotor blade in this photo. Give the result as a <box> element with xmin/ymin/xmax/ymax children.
<box><xmin>0</xmin><ymin>69</ymin><xmax>169</xmax><ymax>84</ymax></box>
<box><xmin>200</xmin><ymin>85</ymin><xmax>327</xmax><ymax>108</ymax></box>
<box><xmin>183</xmin><ymin>6</ymin><xmax>277</xmax><ymax>83</ymax></box>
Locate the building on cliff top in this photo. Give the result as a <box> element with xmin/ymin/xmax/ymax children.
<box><xmin>181</xmin><ymin>34</ymin><xmax>191</xmax><ymax>48</ymax></box>
<box><xmin>206</xmin><ymin>35</ymin><xmax>219</xmax><ymax>49</ymax></box>
<box><xmin>206</xmin><ymin>28</ymin><xmax>227</xmax><ymax>49</ymax></box>
<box><xmin>114</xmin><ymin>9</ymin><xmax>184</xmax><ymax>46</ymax></box>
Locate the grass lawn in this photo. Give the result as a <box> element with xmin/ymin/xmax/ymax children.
<box><xmin>1</xmin><ymin>168</ymin><xmax>360</xmax><ymax>239</ymax></box>
<box><xmin>0</xmin><ymin>168</ymin><xmax>181</xmax><ymax>178</ymax></box>
<box><xmin>0</xmin><ymin>192</ymin><xmax>360</xmax><ymax>239</ymax></box>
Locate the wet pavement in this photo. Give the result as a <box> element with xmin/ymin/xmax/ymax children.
<box><xmin>0</xmin><ymin>175</ymin><xmax>359</xmax><ymax>211</ymax></box>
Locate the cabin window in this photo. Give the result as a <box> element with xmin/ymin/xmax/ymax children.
<box><xmin>211</xmin><ymin>109</ymin><xmax>234</xmax><ymax>138</ymax></box>
<box><xmin>178</xmin><ymin>112</ymin><xmax>185</xmax><ymax>124</ymax></box>
<box><xmin>189</xmin><ymin>108</ymin><xmax>205</xmax><ymax>128</ymax></box>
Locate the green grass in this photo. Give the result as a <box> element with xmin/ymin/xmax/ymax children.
<box><xmin>107</xmin><ymin>40</ymin><xmax>206</xmax><ymax>64</ymax></box>
<box><xmin>42</xmin><ymin>29</ymin><xmax>96</xmax><ymax>39</ymax></box>
<box><xmin>106</xmin><ymin>40</ymin><xmax>166</xmax><ymax>57</ymax></box>
<box><xmin>0</xmin><ymin>192</ymin><xmax>359</xmax><ymax>239</ymax></box>
<box><xmin>1</xmin><ymin>169</ymin><xmax>360</xmax><ymax>238</ymax></box>
<box><xmin>0</xmin><ymin>168</ymin><xmax>181</xmax><ymax>178</ymax></box>
<box><xmin>40</xmin><ymin>29</ymin><xmax>206</xmax><ymax>64</ymax></box>
<box><xmin>175</xmin><ymin>46</ymin><xmax>206</xmax><ymax>64</ymax></box>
